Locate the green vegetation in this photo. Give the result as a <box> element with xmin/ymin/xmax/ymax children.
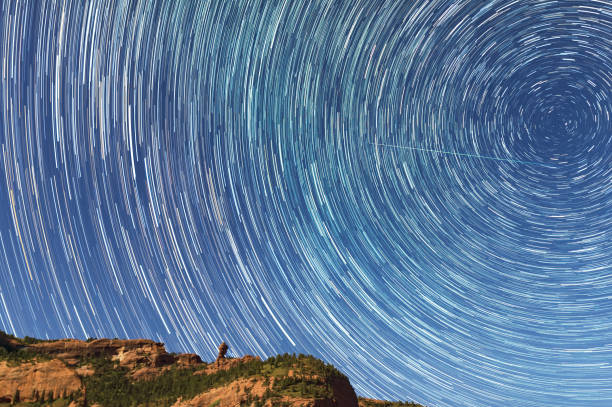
<box><xmin>0</xmin><ymin>330</ymin><xmax>427</xmax><ymax>407</ymax></box>
<box><xmin>20</xmin><ymin>336</ymin><xmax>51</xmax><ymax>345</ymax></box>
<box><xmin>0</xmin><ymin>330</ymin><xmax>54</xmax><ymax>347</ymax></box>
<box><xmin>0</xmin><ymin>330</ymin><xmax>22</xmax><ymax>351</ymax></box>
<box><xmin>272</xmin><ymin>376</ymin><xmax>333</xmax><ymax>398</ymax></box>
<box><xmin>0</xmin><ymin>330</ymin><xmax>55</xmax><ymax>365</ymax></box>
<box><xmin>0</xmin><ymin>329</ymin><xmax>50</xmax><ymax>365</ymax></box>
<box><xmin>358</xmin><ymin>397</ymin><xmax>425</xmax><ymax>407</ymax></box>
<box><xmin>0</xmin><ymin>396</ymin><xmax>74</xmax><ymax>407</ymax></box>
<box><xmin>79</xmin><ymin>352</ymin><xmax>348</xmax><ymax>407</ymax></box>
<box><xmin>0</xmin><ymin>346</ymin><xmax>51</xmax><ymax>365</ymax></box>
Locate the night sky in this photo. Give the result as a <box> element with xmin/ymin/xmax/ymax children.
<box><xmin>1</xmin><ymin>1</ymin><xmax>611</xmax><ymax>406</ymax></box>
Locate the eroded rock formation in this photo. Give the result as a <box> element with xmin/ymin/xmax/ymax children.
<box><xmin>216</xmin><ymin>341</ymin><xmax>228</xmax><ymax>365</ymax></box>
<box><xmin>0</xmin><ymin>332</ymin><xmax>384</xmax><ymax>407</ymax></box>
<box><xmin>0</xmin><ymin>359</ymin><xmax>81</xmax><ymax>403</ymax></box>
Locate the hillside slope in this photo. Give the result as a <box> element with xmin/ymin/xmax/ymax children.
<box><xmin>0</xmin><ymin>330</ymin><xmax>422</xmax><ymax>407</ymax></box>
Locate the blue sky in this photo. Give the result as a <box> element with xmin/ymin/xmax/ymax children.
<box><xmin>0</xmin><ymin>1</ymin><xmax>611</xmax><ymax>406</ymax></box>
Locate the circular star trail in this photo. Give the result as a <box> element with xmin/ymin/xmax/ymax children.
<box><xmin>1</xmin><ymin>1</ymin><xmax>611</xmax><ymax>406</ymax></box>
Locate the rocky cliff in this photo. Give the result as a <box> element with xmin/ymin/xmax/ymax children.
<box><xmin>0</xmin><ymin>330</ymin><xmax>422</xmax><ymax>407</ymax></box>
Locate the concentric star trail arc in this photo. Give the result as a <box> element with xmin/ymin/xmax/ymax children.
<box><xmin>0</xmin><ymin>1</ymin><xmax>611</xmax><ymax>406</ymax></box>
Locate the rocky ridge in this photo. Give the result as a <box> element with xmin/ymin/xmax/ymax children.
<box><xmin>0</xmin><ymin>330</ymin><xmax>422</xmax><ymax>407</ymax></box>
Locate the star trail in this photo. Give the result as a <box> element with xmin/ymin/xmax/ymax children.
<box><xmin>1</xmin><ymin>1</ymin><xmax>611</xmax><ymax>406</ymax></box>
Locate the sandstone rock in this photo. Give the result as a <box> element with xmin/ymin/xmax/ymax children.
<box><xmin>131</xmin><ymin>366</ymin><xmax>162</xmax><ymax>381</ymax></box>
<box><xmin>29</xmin><ymin>338</ymin><xmax>164</xmax><ymax>359</ymax></box>
<box><xmin>176</xmin><ymin>353</ymin><xmax>203</xmax><ymax>367</ymax></box>
<box><xmin>0</xmin><ymin>359</ymin><xmax>82</xmax><ymax>403</ymax></box>
<box><xmin>171</xmin><ymin>374</ymin><xmax>355</xmax><ymax>407</ymax></box>
<box><xmin>197</xmin><ymin>355</ymin><xmax>261</xmax><ymax>375</ymax></box>
<box><xmin>216</xmin><ymin>341</ymin><xmax>228</xmax><ymax>366</ymax></box>
<box><xmin>171</xmin><ymin>377</ymin><xmax>269</xmax><ymax>407</ymax></box>
<box><xmin>74</xmin><ymin>365</ymin><xmax>95</xmax><ymax>377</ymax></box>
<box><xmin>1</xmin><ymin>333</ymin><xmax>363</xmax><ymax>407</ymax></box>
<box><xmin>151</xmin><ymin>351</ymin><xmax>176</xmax><ymax>367</ymax></box>
<box><xmin>29</xmin><ymin>338</ymin><xmax>177</xmax><ymax>369</ymax></box>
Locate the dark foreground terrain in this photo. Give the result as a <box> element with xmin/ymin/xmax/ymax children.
<box><xmin>0</xmin><ymin>330</ymin><xmax>422</xmax><ymax>407</ymax></box>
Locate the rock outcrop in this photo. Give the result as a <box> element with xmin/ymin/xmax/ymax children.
<box><xmin>29</xmin><ymin>338</ymin><xmax>176</xmax><ymax>368</ymax></box>
<box><xmin>0</xmin><ymin>336</ymin><xmax>203</xmax><ymax>403</ymax></box>
<box><xmin>216</xmin><ymin>341</ymin><xmax>228</xmax><ymax>365</ymax></box>
<box><xmin>172</xmin><ymin>373</ymin><xmax>356</xmax><ymax>407</ymax></box>
<box><xmin>0</xmin><ymin>331</ymin><xmax>422</xmax><ymax>407</ymax></box>
<box><xmin>176</xmin><ymin>352</ymin><xmax>203</xmax><ymax>367</ymax></box>
<box><xmin>0</xmin><ymin>359</ymin><xmax>81</xmax><ymax>403</ymax></box>
<box><xmin>172</xmin><ymin>377</ymin><xmax>270</xmax><ymax>407</ymax></box>
<box><xmin>199</xmin><ymin>354</ymin><xmax>261</xmax><ymax>375</ymax></box>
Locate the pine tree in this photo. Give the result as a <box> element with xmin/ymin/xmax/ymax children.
<box><xmin>11</xmin><ymin>389</ymin><xmax>20</xmax><ymax>405</ymax></box>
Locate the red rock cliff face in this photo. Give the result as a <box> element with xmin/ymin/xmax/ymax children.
<box><xmin>0</xmin><ymin>334</ymin><xmax>372</xmax><ymax>407</ymax></box>
<box><xmin>0</xmin><ymin>359</ymin><xmax>81</xmax><ymax>403</ymax></box>
<box><xmin>0</xmin><ymin>337</ymin><xmax>206</xmax><ymax>403</ymax></box>
<box><xmin>29</xmin><ymin>338</ymin><xmax>182</xmax><ymax>368</ymax></box>
<box><xmin>30</xmin><ymin>339</ymin><xmax>161</xmax><ymax>358</ymax></box>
